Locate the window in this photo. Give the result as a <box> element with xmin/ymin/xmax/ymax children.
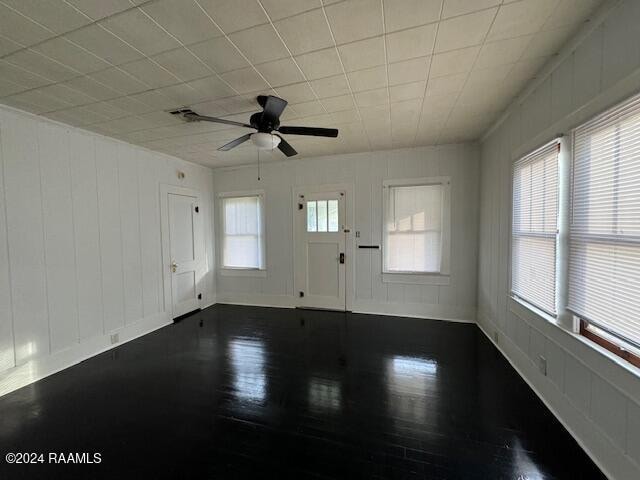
<box><xmin>383</xmin><ymin>178</ymin><xmax>450</xmax><ymax>276</ymax></box>
<box><xmin>220</xmin><ymin>193</ymin><xmax>265</xmax><ymax>270</ymax></box>
<box><xmin>307</xmin><ymin>200</ymin><xmax>339</xmax><ymax>232</ymax></box>
<box><xmin>511</xmin><ymin>141</ymin><xmax>560</xmax><ymax>316</ymax></box>
<box><xmin>569</xmin><ymin>94</ymin><xmax>640</xmax><ymax>354</ymax></box>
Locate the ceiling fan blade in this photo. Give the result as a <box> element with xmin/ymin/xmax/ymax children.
<box><xmin>260</xmin><ymin>95</ymin><xmax>288</xmax><ymax>123</ymax></box>
<box><xmin>218</xmin><ymin>133</ymin><xmax>252</xmax><ymax>151</ymax></box>
<box><xmin>277</xmin><ymin>126</ymin><xmax>338</xmax><ymax>137</ymax></box>
<box><xmin>184</xmin><ymin>112</ymin><xmax>252</xmax><ymax>129</ymax></box>
<box><xmin>275</xmin><ymin>135</ymin><xmax>297</xmax><ymax>157</ymax></box>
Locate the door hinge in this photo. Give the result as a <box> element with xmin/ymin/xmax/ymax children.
<box><xmin>195</xmin><ymin>206</ymin><xmax>199</xmax><ymax>213</ymax></box>
<box><xmin>299</xmin><ymin>291</ymin><xmax>304</xmax><ymax>298</ymax></box>
<box><xmin>298</xmin><ymin>203</ymin><xmax>303</xmax><ymax>210</ymax></box>
<box><xmin>339</xmin><ymin>252</ymin><xmax>345</xmax><ymax>264</ymax></box>
<box><xmin>198</xmin><ymin>293</ymin><xmax>202</xmax><ymax>300</ymax></box>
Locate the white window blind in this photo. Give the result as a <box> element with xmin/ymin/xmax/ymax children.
<box><xmin>511</xmin><ymin>141</ymin><xmax>560</xmax><ymax>315</ymax></box>
<box><xmin>569</xmin><ymin>94</ymin><xmax>640</xmax><ymax>350</ymax></box>
<box><xmin>221</xmin><ymin>195</ymin><xmax>264</xmax><ymax>269</ymax></box>
<box><xmin>384</xmin><ymin>183</ymin><xmax>443</xmax><ymax>273</ymax></box>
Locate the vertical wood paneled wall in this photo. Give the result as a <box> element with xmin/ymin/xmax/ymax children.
<box><xmin>212</xmin><ymin>143</ymin><xmax>479</xmax><ymax>322</ymax></box>
<box><xmin>477</xmin><ymin>1</ymin><xmax>640</xmax><ymax>478</ymax></box>
<box><xmin>0</xmin><ymin>105</ymin><xmax>215</xmax><ymax>381</ymax></box>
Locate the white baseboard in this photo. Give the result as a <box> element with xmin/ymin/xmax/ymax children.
<box><xmin>477</xmin><ymin>313</ymin><xmax>638</xmax><ymax>480</ymax></box>
<box><xmin>214</xmin><ymin>293</ymin><xmax>475</xmax><ymax>323</ymax></box>
<box><xmin>214</xmin><ymin>293</ymin><xmax>296</xmax><ymax>309</ymax></box>
<box><xmin>353</xmin><ymin>300</ymin><xmax>476</xmax><ymax>323</ymax></box>
<box><xmin>0</xmin><ymin>312</ymin><xmax>170</xmax><ymax>398</ymax></box>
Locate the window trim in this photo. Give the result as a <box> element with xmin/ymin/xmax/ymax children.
<box><xmin>217</xmin><ymin>189</ymin><xmax>266</xmax><ymax>276</ymax></box>
<box><xmin>567</xmin><ymin>92</ymin><xmax>640</xmax><ymax>361</ymax></box>
<box><xmin>381</xmin><ymin>176</ymin><xmax>451</xmax><ymax>283</ymax></box>
<box><xmin>508</xmin><ymin>137</ymin><xmax>563</xmax><ymax>319</ymax></box>
<box><xmin>579</xmin><ymin>320</ymin><xmax>640</xmax><ymax>369</ymax></box>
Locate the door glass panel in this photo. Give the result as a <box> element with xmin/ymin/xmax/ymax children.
<box><xmin>317</xmin><ymin>201</ymin><xmax>328</xmax><ymax>232</ymax></box>
<box><xmin>307</xmin><ymin>198</ymin><xmax>340</xmax><ymax>233</ymax></box>
<box><xmin>307</xmin><ymin>201</ymin><xmax>317</xmax><ymax>232</ymax></box>
<box><xmin>328</xmin><ymin>200</ymin><xmax>339</xmax><ymax>232</ymax></box>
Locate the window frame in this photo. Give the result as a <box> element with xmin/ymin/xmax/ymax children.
<box><xmin>568</xmin><ymin>94</ymin><xmax>640</xmax><ymax>362</ymax></box>
<box><xmin>509</xmin><ymin>139</ymin><xmax>561</xmax><ymax>318</ymax></box>
<box><xmin>217</xmin><ymin>190</ymin><xmax>267</xmax><ymax>277</ymax></box>
<box><xmin>381</xmin><ymin>176</ymin><xmax>451</xmax><ymax>285</ymax></box>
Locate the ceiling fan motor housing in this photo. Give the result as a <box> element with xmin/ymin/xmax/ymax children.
<box><xmin>250</xmin><ymin>112</ymin><xmax>279</xmax><ymax>132</ymax></box>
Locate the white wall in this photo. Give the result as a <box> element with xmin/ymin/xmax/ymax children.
<box><xmin>0</xmin><ymin>104</ymin><xmax>215</xmax><ymax>397</ymax></box>
<box><xmin>477</xmin><ymin>1</ymin><xmax>640</xmax><ymax>478</ymax></box>
<box><xmin>213</xmin><ymin>143</ymin><xmax>479</xmax><ymax>322</ymax></box>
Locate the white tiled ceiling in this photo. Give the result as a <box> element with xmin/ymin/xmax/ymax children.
<box><xmin>0</xmin><ymin>0</ymin><xmax>603</xmax><ymax>167</ymax></box>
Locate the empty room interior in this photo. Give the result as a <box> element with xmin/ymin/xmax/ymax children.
<box><xmin>1</xmin><ymin>0</ymin><xmax>640</xmax><ymax>478</ymax></box>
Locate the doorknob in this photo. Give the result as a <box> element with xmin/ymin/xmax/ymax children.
<box><xmin>171</xmin><ymin>261</ymin><xmax>178</xmax><ymax>273</ymax></box>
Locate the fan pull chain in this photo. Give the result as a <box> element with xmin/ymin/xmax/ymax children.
<box><xmin>257</xmin><ymin>148</ymin><xmax>261</xmax><ymax>181</ymax></box>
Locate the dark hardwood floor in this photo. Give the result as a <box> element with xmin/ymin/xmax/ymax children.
<box><xmin>0</xmin><ymin>304</ymin><xmax>605</xmax><ymax>479</ymax></box>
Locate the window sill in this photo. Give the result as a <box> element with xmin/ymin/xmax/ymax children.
<box><xmin>220</xmin><ymin>268</ymin><xmax>266</xmax><ymax>278</ymax></box>
<box><xmin>382</xmin><ymin>272</ymin><xmax>450</xmax><ymax>285</ymax></box>
<box><xmin>509</xmin><ymin>296</ymin><xmax>557</xmax><ymax>325</ymax></box>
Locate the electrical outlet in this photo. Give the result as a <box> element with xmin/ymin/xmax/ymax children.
<box><xmin>110</xmin><ymin>333</ymin><xmax>119</xmax><ymax>345</ymax></box>
<box><xmin>538</xmin><ymin>355</ymin><xmax>547</xmax><ymax>376</ymax></box>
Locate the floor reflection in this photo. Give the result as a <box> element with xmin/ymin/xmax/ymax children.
<box><xmin>308</xmin><ymin>377</ymin><xmax>342</xmax><ymax>413</ymax></box>
<box><xmin>386</xmin><ymin>355</ymin><xmax>438</xmax><ymax>425</ymax></box>
<box><xmin>512</xmin><ymin>439</ymin><xmax>544</xmax><ymax>480</ymax></box>
<box><xmin>229</xmin><ymin>337</ymin><xmax>266</xmax><ymax>403</ymax></box>
<box><xmin>0</xmin><ymin>305</ymin><xmax>606</xmax><ymax>479</ymax></box>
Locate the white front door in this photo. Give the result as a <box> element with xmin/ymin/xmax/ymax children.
<box><xmin>295</xmin><ymin>191</ymin><xmax>346</xmax><ymax>310</ymax></box>
<box><xmin>168</xmin><ymin>192</ymin><xmax>204</xmax><ymax>318</ymax></box>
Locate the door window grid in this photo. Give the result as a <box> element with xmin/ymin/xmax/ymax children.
<box><xmin>307</xmin><ymin>200</ymin><xmax>339</xmax><ymax>232</ymax></box>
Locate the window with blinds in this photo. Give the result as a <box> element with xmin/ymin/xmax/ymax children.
<box><xmin>221</xmin><ymin>194</ymin><xmax>265</xmax><ymax>270</ymax></box>
<box><xmin>511</xmin><ymin>141</ymin><xmax>560</xmax><ymax>315</ymax></box>
<box><xmin>569</xmin><ymin>94</ymin><xmax>640</xmax><ymax>351</ymax></box>
<box><xmin>384</xmin><ymin>182</ymin><xmax>444</xmax><ymax>273</ymax></box>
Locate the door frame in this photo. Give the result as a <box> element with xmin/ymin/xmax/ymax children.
<box><xmin>292</xmin><ymin>182</ymin><xmax>355</xmax><ymax>311</ymax></box>
<box><xmin>159</xmin><ymin>184</ymin><xmax>204</xmax><ymax>318</ymax></box>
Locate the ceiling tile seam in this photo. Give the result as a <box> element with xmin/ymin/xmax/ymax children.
<box><xmin>411</xmin><ymin>0</ymin><xmax>445</xmax><ymax>146</ymax></box>
<box><xmin>134</xmin><ymin>4</ymin><xmax>251</xmax><ymax>103</ymax></box>
<box><xmin>0</xmin><ymin>32</ymin><xmax>29</xmax><ymax>57</ymax></box>
<box><xmin>0</xmin><ymin>0</ymin><xmax>536</xmax><ymax>64</ymax></box>
<box><xmin>0</xmin><ymin>0</ymin><xmax>147</xmax><ymax>60</ymax></box>
<box><xmin>380</xmin><ymin>0</ymin><xmax>393</xmax><ymax>148</ymax></box>
<box><xmin>319</xmin><ymin>1</ymin><xmax>372</xmax><ymax>150</ymax></box>
<box><xmin>1</xmin><ymin>19</ymin><xmax>545</xmax><ymax>107</ymax></box>
<box><xmin>91</xmin><ymin>24</ymin><xmax>188</xmax><ymax>87</ymax></box>
<box><xmin>0</xmin><ymin>42</ymin><xmax>179</xmax><ymax>108</ymax></box>
<box><xmin>497</xmin><ymin>0</ymin><xmax>568</xmax><ymax>87</ymax></box>
<box><xmin>191</xmin><ymin>0</ymin><xmax>295</xmax><ymax>115</ymax></box>
<box><xmin>3</xmin><ymin>69</ymin><xmax>175</xmax><ymax>120</ymax></box>
<box><xmin>465</xmin><ymin>0</ymin><xmax>566</xmax><ymax>139</ymax></box>
<box><xmin>433</xmin><ymin>5</ymin><xmax>503</xmax><ymax>144</ymax></box>
<box><xmin>0</xmin><ymin>0</ymin><xmax>57</xmax><ymax>39</ymax></box>
<box><xmin>255</xmin><ymin>0</ymin><xmax>334</xmax><ymax>122</ymax></box>
<box><xmin>2</xmin><ymin>5</ymin><xmax>200</xmax><ymax>104</ymax></box>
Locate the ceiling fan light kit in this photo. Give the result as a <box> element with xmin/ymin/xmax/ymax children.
<box><xmin>170</xmin><ymin>95</ymin><xmax>339</xmax><ymax>157</ymax></box>
<box><xmin>251</xmin><ymin>132</ymin><xmax>281</xmax><ymax>150</ymax></box>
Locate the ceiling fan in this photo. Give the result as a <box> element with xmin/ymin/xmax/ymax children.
<box><xmin>171</xmin><ymin>95</ymin><xmax>339</xmax><ymax>157</ymax></box>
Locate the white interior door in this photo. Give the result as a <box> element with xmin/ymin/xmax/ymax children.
<box><xmin>168</xmin><ymin>192</ymin><xmax>204</xmax><ymax>318</ymax></box>
<box><xmin>295</xmin><ymin>191</ymin><xmax>346</xmax><ymax>310</ymax></box>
